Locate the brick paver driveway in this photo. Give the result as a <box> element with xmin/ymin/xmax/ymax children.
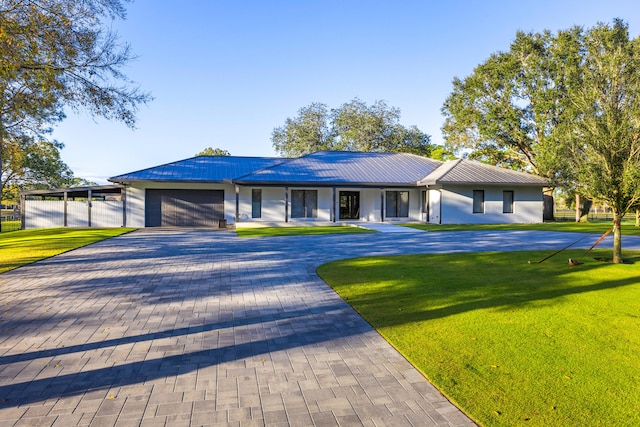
<box><xmin>1</xmin><ymin>228</ymin><xmax>634</xmax><ymax>426</ymax></box>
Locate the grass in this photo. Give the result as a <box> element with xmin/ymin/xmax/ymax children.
<box><xmin>0</xmin><ymin>220</ymin><xmax>21</xmax><ymax>233</ymax></box>
<box><xmin>236</xmin><ymin>225</ymin><xmax>376</xmax><ymax>238</ymax></box>
<box><xmin>402</xmin><ymin>220</ymin><xmax>640</xmax><ymax>236</ymax></box>
<box><xmin>0</xmin><ymin>228</ymin><xmax>135</xmax><ymax>274</ymax></box>
<box><xmin>317</xmin><ymin>250</ymin><xmax>640</xmax><ymax>426</ymax></box>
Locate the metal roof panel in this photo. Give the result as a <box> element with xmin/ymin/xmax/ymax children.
<box><xmin>235</xmin><ymin>151</ymin><xmax>442</xmax><ymax>185</ymax></box>
<box><xmin>420</xmin><ymin>159</ymin><xmax>549</xmax><ymax>186</ymax></box>
<box><xmin>109</xmin><ymin>156</ymin><xmax>286</xmax><ymax>183</ymax></box>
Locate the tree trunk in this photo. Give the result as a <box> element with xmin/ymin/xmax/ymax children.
<box><xmin>613</xmin><ymin>214</ymin><xmax>622</xmax><ymax>264</ymax></box>
<box><xmin>636</xmin><ymin>209</ymin><xmax>639</xmax><ymax>227</ymax></box>
<box><xmin>575</xmin><ymin>194</ymin><xmax>592</xmax><ymax>222</ymax></box>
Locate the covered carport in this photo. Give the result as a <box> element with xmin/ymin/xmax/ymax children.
<box><xmin>21</xmin><ymin>185</ymin><xmax>126</xmax><ymax>229</ymax></box>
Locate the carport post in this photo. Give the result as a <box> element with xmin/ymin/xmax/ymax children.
<box><xmin>20</xmin><ymin>194</ymin><xmax>25</xmax><ymax>229</ymax></box>
<box><xmin>380</xmin><ymin>188</ymin><xmax>385</xmax><ymax>222</ymax></box>
<box><xmin>87</xmin><ymin>189</ymin><xmax>92</xmax><ymax>227</ymax></box>
<box><xmin>121</xmin><ymin>187</ymin><xmax>127</xmax><ymax>227</ymax></box>
<box><xmin>63</xmin><ymin>191</ymin><xmax>68</xmax><ymax>227</ymax></box>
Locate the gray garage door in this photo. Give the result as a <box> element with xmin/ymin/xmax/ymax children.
<box><xmin>145</xmin><ymin>189</ymin><xmax>224</xmax><ymax>227</ymax></box>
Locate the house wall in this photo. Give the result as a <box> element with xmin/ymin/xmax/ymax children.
<box><xmin>236</xmin><ymin>186</ymin><xmax>422</xmax><ymax>224</ymax></box>
<box><xmin>440</xmin><ymin>185</ymin><xmax>543</xmax><ymax>224</ymax></box>
<box><xmin>125</xmin><ymin>182</ymin><xmax>236</xmax><ymax>227</ymax></box>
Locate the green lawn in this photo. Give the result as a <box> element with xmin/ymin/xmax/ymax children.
<box><xmin>0</xmin><ymin>228</ymin><xmax>135</xmax><ymax>273</ymax></box>
<box><xmin>403</xmin><ymin>220</ymin><xmax>640</xmax><ymax>236</ymax></box>
<box><xmin>236</xmin><ymin>225</ymin><xmax>376</xmax><ymax>238</ymax></box>
<box><xmin>0</xmin><ymin>220</ymin><xmax>21</xmax><ymax>233</ymax></box>
<box><xmin>317</xmin><ymin>250</ymin><xmax>640</xmax><ymax>426</ymax></box>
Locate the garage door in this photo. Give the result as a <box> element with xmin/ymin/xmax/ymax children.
<box><xmin>145</xmin><ymin>189</ymin><xmax>224</xmax><ymax>227</ymax></box>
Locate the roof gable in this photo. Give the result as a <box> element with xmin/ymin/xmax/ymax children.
<box><xmin>420</xmin><ymin>159</ymin><xmax>548</xmax><ymax>186</ymax></box>
<box><xmin>235</xmin><ymin>151</ymin><xmax>443</xmax><ymax>186</ymax></box>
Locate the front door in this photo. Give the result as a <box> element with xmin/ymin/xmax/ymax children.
<box><xmin>339</xmin><ymin>191</ymin><xmax>360</xmax><ymax>220</ymax></box>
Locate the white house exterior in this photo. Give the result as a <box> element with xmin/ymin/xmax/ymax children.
<box><xmin>22</xmin><ymin>151</ymin><xmax>549</xmax><ymax>229</ymax></box>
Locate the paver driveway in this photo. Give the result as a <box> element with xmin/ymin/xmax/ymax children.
<box><xmin>0</xmin><ymin>228</ymin><xmax>635</xmax><ymax>426</ymax></box>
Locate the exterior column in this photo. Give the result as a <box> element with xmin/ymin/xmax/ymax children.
<box><xmin>380</xmin><ymin>188</ymin><xmax>385</xmax><ymax>222</ymax></box>
<box><xmin>20</xmin><ymin>194</ymin><xmax>25</xmax><ymax>230</ymax></box>
<box><xmin>284</xmin><ymin>187</ymin><xmax>289</xmax><ymax>222</ymax></box>
<box><xmin>122</xmin><ymin>187</ymin><xmax>127</xmax><ymax>227</ymax></box>
<box><xmin>87</xmin><ymin>189</ymin><xmax>92</xmax><ymax>227</ymax></box>
<box><xmin>63</xmin><ymin>191</ymin><xmax>68</xmax><ymax>227</ymax></box>
<box><xmin>285</xmin><ymin>187</ymin><xmax>289</xmax><ymax>223</ymax></box>
<box><xmin>332</xmin><ymin>187</ymin><xmax>336</xmax><ymax>222</ymax></box>
<box><xmin>235</xmin><ymin>184</ymin><xmax>240</xmax><ymax>223</ymax></box>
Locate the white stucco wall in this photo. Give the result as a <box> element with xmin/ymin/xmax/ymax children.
<box><xmin>236</xmin><ymin>186</ymin><xmax>422</xmax><ymax>224</ymax></box>
<box><xmin>440</xmin><ymin>185</ymin><xmax>543</xmax><ymax>224</ymax></box>
<box><xmin>124</xmin><ymin>182</ymin><xmax>236</xmax><ymax>227</ymax></box>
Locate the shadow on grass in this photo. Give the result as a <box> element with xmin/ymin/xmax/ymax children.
<box><xmin>318</xmin><ymin>250</ymin><xmax>640</xmax><ymax>327</ymax></box>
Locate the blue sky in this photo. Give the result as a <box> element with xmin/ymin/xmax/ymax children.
<box><xmin>51</xmin><ymin>0</ymin><xmax>640</xmax><ymax>183</ymax></box>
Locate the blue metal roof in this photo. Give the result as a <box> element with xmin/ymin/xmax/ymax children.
<box><xmin>235</xmin><ymin>151</ymin><xmax>442</xmax><ymax>186</ymax></box>
<box><xmin>109</xmin><ymin>156</ymin><xmax>286</xmax><ymax>183</ymax></box>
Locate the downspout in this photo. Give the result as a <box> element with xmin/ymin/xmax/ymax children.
<box><xmin>380</xmin><ymin>188</ymin><xmax>384</xmax><ymax>222</ymax></box>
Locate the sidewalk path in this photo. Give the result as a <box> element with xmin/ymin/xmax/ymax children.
<box><xmin>0</xmin><ymin>229</ymin><xmax>636</xmax><ymax>426</ymax></box>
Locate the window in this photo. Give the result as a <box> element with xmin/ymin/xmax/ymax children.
<box><xmin>421</xmin><ymin>190</ymin><xmax>428</xmax><ymax>213</ymax></box>
<box><xmin>503</xmin><ymin>190</ymin><xmax>514</xmax><ymax>214</ymax></box>
<box><xmin>385</xmin><ymin>191</ymin><xmax>409</xmax><ymax>218</ymax></box>
<box><xmin>291</xmin><ymin>190</ymin><xmax>317</xmax><ymax>218</ymax></box>
<box><xmin>252</xmin><ymin>189</ymin><xmax>262</xmax><ymax>218</ymax></box>
<box><xmin>473</xmin><ymin>190</ymin><xmax>484</xmax><ymax>214</ymax></box>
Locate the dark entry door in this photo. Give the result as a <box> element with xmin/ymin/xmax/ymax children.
<box><xmin>145</xmin><ymin>189</ymin><xmax>224</xmax><ymax>226</ymax></box>
<box><xmin>339</xmin><ymin>191</ymin><xmax>360</xmax><ymax>220</ymax></box>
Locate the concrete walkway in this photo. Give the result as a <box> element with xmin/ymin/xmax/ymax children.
<box><xmin>0</xmin><ymin>229</ymin><xmax>636</xmax><ymax>427</ymax></box>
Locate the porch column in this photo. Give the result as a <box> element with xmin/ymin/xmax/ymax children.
<box><xmin>285</xmin><ymin>186</ymin><xmax>289</xmax><ymax>223</ymax></box>
<box><xmin>332</xmin><ymin>187</ymin><xmax>336</xmax><ymax>222</ymax></box>
<box><xmin>235</xmin><ymin>184</ymin><xmax>240</xmax><ymax>223</ymax></box>
<box><xmin>380</xmin><ymin>188</ymin><xmax>385</xmax><ymax>222</ymax></box>
<box><xmin>87</xmin><ymin>189</ymin><xmax>92</xmax><ymax>227</ymax></box>
<box><xmin>63</xmin><ymin>191</ymin><xmax>68</xmax><ymax>227</ymax></box>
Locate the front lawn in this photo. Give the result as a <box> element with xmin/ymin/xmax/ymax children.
<box><xmin>236</xmin><ymin>225</ymin><xmax>376</xmax><ymax>238</ymax></box>
<box><xmin>0</xmin><ymin>228</ymin><xmax>135</xmax><ymax>273</ymax></box>
<box><xmin>317</xmin><ymin>250</ymin><xmax>640</xmax><ymax>426</ymax></box>
<box><xmin>403</xmin><ymin>221</ymin><xmax>640</xmax><ymax>236</ymax></box>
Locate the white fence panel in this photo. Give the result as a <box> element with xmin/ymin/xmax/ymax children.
<box><xmin>67</xmin><ymin>201</ymin><xmax>89</xmax><ymax>227</ymax></box>
<box><xmin>92</xmin><ymin>201</ymin><xmax>123</xmax><ymax>227</ymax></box>
<box><xmin>24</xmin><ymin>199</ymin><xmax>124</xmax><ymax>229</ymax></box>
<box><xmin>24</xmin><ymin>200</ymin><xmax>65</xmax><ymax>229</ymax></box>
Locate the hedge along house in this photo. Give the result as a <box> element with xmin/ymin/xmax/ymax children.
<box><xmin>101</xmin><ymin>150</ymin><xmax>547</xmax><ymax>228</ymax></box>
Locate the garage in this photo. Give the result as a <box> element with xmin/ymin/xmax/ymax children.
<box><xmin>145</xmin><ymin>189</ymin><xmax>224</xmax><ymax>227</ymax></box>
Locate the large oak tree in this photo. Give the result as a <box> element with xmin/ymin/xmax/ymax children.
<box><xmin>566</xmin><ymin>19</ymin><xmax>640</xmax><ymax>263</ymax></box>
<box><xmin>443</xmin><ymin>19</ymin><xmax>640</xmax><ymax>263</ymax></box>
<box><xmin>0</xmin><ymin>0</ymin><xmax>151</xmax><ymax>228</ymax></box>
<box><xmin>272</xmin><ymin>98</ymin><xmax>435</xmax><ymax>158</ymax></box>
